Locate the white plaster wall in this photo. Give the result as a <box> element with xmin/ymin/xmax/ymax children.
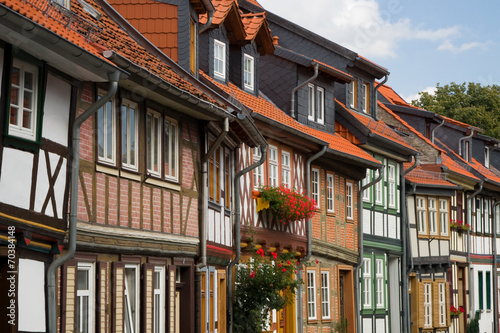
<box><xmin>429</xmin><ymin>239</ymin><xmax>439</xmax><ymax>256</ymax></box>
<box><xmin>18</xmin><ymin>258</ymin><xmax>46</xmax><ymax>331</ymax></box>
<box><xmin>34</xmin><ymin>151</ymin><xmax>67</xmax><ymax>218</ymax></box>
<box><xmin>363</xmin><ymin>209</ymin><xmax>371</xmax><ymax>234</ymax></box>
<box><xmin>388</xmin><ymin>214</ymin><xmax>396</xmax><ymax>239</ymax></box>
<box><xmin>362</xmin><ymin>318</ymin><xmax>372</xmax><ymax>333</ymax></box>
<box><xmin>410</xmin><ymin>228</ymin><xmax>419</xmax><ymax>259</ymax></box>
<box><xmin>440</xmin><ymin>240</ymin><xmax>449</xmax><ymax>256</ymax></box>
<box><xmin>419</xmin><ymin>239</ymin><xmax>429</xmax><ymax>257</ymax></box>
<box><xmin>208</xmin><ymin>209</ymin><xmax>215</xmax><ymax>242</ymax></box>
<box><xmin>374</xmin><ymin>211</ymin><xmax>383</xmax><ymax>236</ymax></box>
<box><xmin>375</xmin><ymin>318</ymin><xmax>385</xmax><ymax>333</ymax></box>
<box><xmin>0</xmin><ymin>148</ymin><xmax>33</xmax><ymax>209</ymax></box>
<box><xmin>214</xmin><ymin>209</ymin><xmax>221</xmax><ymax>243</ymax></box>
<box><xmin>42</xmin><ymin>74</ymin><xmax>71</xmax><ymax>146</ymax></box>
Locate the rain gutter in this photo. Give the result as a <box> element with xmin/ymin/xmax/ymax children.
<box><xmin>458</xmin><ymin>127</ymin><xmax>475</xmax><ymax>159</ymax></box>
<box><xmin>373</xmin><ymin>75</ymin><xmax>388</xmax><ymax>120</ymax></box>
<box><xmin>431</xmin><ymin>118</ymin><xmax>445</xmax><ymax>144</ymax></box>
<box><xmin>199</xmin><ymin>0</ymin><xmax>214</xmax><ymax>33</ymax></box>
<box><xmin>291</xmin><ymin>63</ymin><xmax>319</xmax><ymax>119</ymax></box>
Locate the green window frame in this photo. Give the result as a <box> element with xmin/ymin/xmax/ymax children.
<box><xmin>478</xmin><ymin>271</ymin><xmax>483</xmax><ymax>310</ymax></box>
<box><xmin>374</xmin><ymin>156</ymin><xmax>385</xmax><ymax>208</ymax></box>
<box><xmin>374</xmin><ymin>255</ymin><xmax>386</xmax><ymax>310</ymax></box>
<box><xmin>486</xmin><ymin>271</ymin><xmax>491</xmax><ymax>310</ymax></box>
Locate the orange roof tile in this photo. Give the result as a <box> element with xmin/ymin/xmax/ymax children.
<box><xmin>200</xmin><ymin>72</ymin><xmax>380</xmax><ymax>165</ymax></box>
<box><xmin>378</xmin><ymin>84</ymin><xmax>424</xmax><ymax>110</ymax></box>
<box><xmin>404</xmin><ymin>164</ymin><xmax>458</xmax><ymax>188</ymax></box>
<box><xmin>471</xmin><ymin>158</ymin><xmax>500</xmax><ymax>186</ymax></box>
<box><xmin>241</xmin><ymin>12</ymin><xmax>266</xmax><ymax>41</ymax></box>
<box><xmin>441</xmin><ymin>115</ymin><xmax>482</xmax><ymax>132</ymax></box>
<box><xmin>441</xmin><ymin>155</ymin><xmax>479</xmax><ymax>181</ymax></box>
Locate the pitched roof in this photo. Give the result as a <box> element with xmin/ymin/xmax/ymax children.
<box><xmin>404</xmin><ymin>164</ymin><xmax>458</xmax><ymax>188</ymax></box>
<box><xmin>200</xmin><ymin>0</ymin><xmax>246</xmax><ymax>42</ymax></box>
<box><xmin>378</xmin><ymin>84</ymin><xmax>423</xmax><ymax>110</ymax></box>
<box><xmin>240</xmin><ymin>12</ymin><xmax>274</xmax><ymax>55</ymax></box>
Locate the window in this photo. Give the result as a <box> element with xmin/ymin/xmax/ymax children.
<box><xmin>388</xmin><ymin>164</ymin><xmax>396</xmax><ymax>208</ymax></box>
<box><xmin>224</xmin><ymin>151</ymin><xmax>231</xmax><ymax>209</ymax></box>
<box><xmin>374</xmin><ymin>167</ymin><xmax>383</xmax><ymax>205</ymax></box>
<box><xmin>362</xmin><ymin>258</ymin><xmax>371</xmax><ymax>308</ymax></box>
<box><xmin>438</xmin><ymin>282</ymin><xmax>446</xmax><ymax>326</ymax></box>
<box><xmin>146</xmin><ymin>111</ymin><xmax>161</xmax><ymax>176</ymax></box>
<box><xmin>121</xmin><ymin>100</ymin><xmax>138</xmax><ymax>171</ymax></box>
<box><xmin>478</xmin><ymin>271</ymin><xmax>483</xmax><ymax>310</ymax></box>
<box><xmin>243</xmin><ymin>54</ymin><xmax>254</xmax><ymax>90</ymax></box>
<box><xmin>77</xmin><ymin>263</ymin><xmax>95</xmax><ymax>333</ymax></box>
<box><xmin>164</xmin><ymin>117</ymin><xmax>178</xmax><ymax>180</ymax></box>
<box><xmin>282</xmin><ymin>151</ymin><xmax>291</xmax><ymax>188</ymax></box>
<box><xmin>424</xmin><ymin>282</ymin><xmax>432</xmax><ymax>327</ymax></box>
<box><xmin>362</xmin><ymin>82</ymin><xmax>370</xmax><ymax>113</ymax></box>
<box><xmin>253</xmin><ymin>147</ymin><xmax>263</xmax><ymax>189</ymax></box>
<box><xmin>124</xmin><ymin>265</ymin><xmax>139</xmax><ymax>333</ymax></box>
<box><xmin>417</xmin><ymin>197</ymin><xmax>427</xmax><ymax>234</ymax></box>
<box><xmin>362</xmin><ymin>169</ymin><xmax>370</xmax><ymax>202</ymax></box>
<box><xmin>327</xmin><ymin>174</ymin><xmax>335</xmax><ymax>213</ymax></box>
<box><xmin>9</xmin><ymin>58</ymin><xmax>39</xmax><ymax>141</ymax></box>
<box><xmin>214</xmin><ymin>39</ymin><xmax>226</xmax><ymax>79</ymax></box>
<box><xmin>153</xmin><ymin>266</ymin><xmax>166</xmax><ymax>333</ymax></box>
<box><xmin>486</xmin><ymin>271</ymin><xmax>491</xmax><ymax>310</ymax></box>
<box><xmin>308</xmin><ymin>84</ymin><xmax>315</xmax><ymax>121</ymax></box>
<box><xmin>97</xmin><ymin>93</ymin><xmax>116</xmax><ymax>165</ymax></box>
<box><xmin>346</xmin><ymin>182</ymin><xmax>353</xmax><ymax>220</ymax></box>
<box><xmin>312</xmin><ymin>168</ymin><xmax>320</xmax><ymax>209</ymax></box>
<box><xmin>348</xmin><ymin>80</ymin><xmax>357</xmax><ymax>109</ymax></box>
<box><xmin>485</xmin><ymin>199</ymin><xmax>491</xmax><ymax>234</ymax></box>
<box><xmin>307</xmin><ymin>271</ymin><xmax>317</xmax><ymax>320</ymax></box>
<box><xmin>485</xmin><ymin>147</ymin><xmax>490</xmax><ymax>168</ymax></box>
<box><xmin>440</xmin><ymin>199</ymin><xmax>449</xmax><ymax>236</ymax></box>
<box><xmin>428</xmin><ymin>198</ymin><xmax>437</xmax><ymax>235</ymax></box>
<box><xmin>476</xmin><ymin>198</ymin><xmax>483</xmax><ymax>233</ymax></box>
<box><xmin>375</xmin><ymin>258</ymin><xmax>384</xmax><ymax>308</ymax></box>
<box><xmin>317</xmin><ymin>86</ymin><xmax>325</xmax><ymax>124</ymax></box>
<box><xmin>321</xmin><ymin>271</ymin><xmax>330</xmax><ymax>319</ymax></box>
<box><xmin>269</xmin><ymin>146</ymin><xmax>278</xmax><ymax>186</ymax></box>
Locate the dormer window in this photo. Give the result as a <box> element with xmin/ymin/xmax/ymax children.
<box><xmin>317</xmin><ymin>86</ymin><xmax>325</xmax><ymax>124</ymax></box>
<box><xmin>362</xmin><ymin>82</ymin><xmax>370</xmax><ymax>114</ymax></box>
<box><xmin>243</xmin><ymin>54</ymin><xmax>254</xmax><ymax>91</ymax></box>
<box><xmin>308</xmin><ymin>83</ymin><xmax>325</xmax><ymax>124</ymax></box>
<box><xmin>485</xmin><ymin>147</ymin><xmax>490</xmax><ymax>168</ymax></box>
<box><xmin>214</xmin><ymin>39</ymin><xmax>226</xmax><ymax>80</ymax></box>
<box><xmin>348</xmin><ymin>80</ymin><xmax>358</xmax><ymax>109</ymax></box>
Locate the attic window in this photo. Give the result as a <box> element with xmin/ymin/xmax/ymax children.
<box><xmin>243</xmin><ymin>54</ymin><xmax>254</xmax><ymax>91</ymax></box>
<box><xmin>77</xmin><ymin>0</ymin><xmax>102</xmax><ymax>20</ymax></box>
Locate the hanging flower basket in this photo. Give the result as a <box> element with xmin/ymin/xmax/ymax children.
<box><xmin>450</xmin><ymin>305</ymin><xmax>464</xmax><ymax>316</ymax></box>
<box><xmin>257</xmin><ymin>185</ymin><xmax>317</xmax><ymax>223</ymax></box>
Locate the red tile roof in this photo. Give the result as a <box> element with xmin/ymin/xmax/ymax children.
<box><xmin>470</xmin><ymin>158</ymin><xmax>500</xmax><ymax>186</ymax></box>
<box><xmin>200</xmin><ymin>72</ymin><xmax>380</xmax><ymax>165</ymax></box>
<box><xmin>378</xmin><ymin>84</ymin><xmax>423</xmax><ymax>110</ymax></box>
<box><xmin>441</xmin><ymin>155</ymin><xmax>480</xmax><ymax>181</ymax></box>
<box><xmin>404</xmin><ymin>164</ymin><xmax>458</xmax><ymax>188</ymax></box>
<box><xmin>241</xmin><ymin>12</ymin><xmax>266</xmax><ymax>41</ymax></box>
<box><xmin>441</xmin><ymin>115</ymin><xmax>482</xmax><ymax>132</ymax></box>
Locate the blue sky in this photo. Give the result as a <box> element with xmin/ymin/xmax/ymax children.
<box><xmin>257</xmin><ymin>0</ymin><xmax>499</xmax><ymax>103</ymax></box>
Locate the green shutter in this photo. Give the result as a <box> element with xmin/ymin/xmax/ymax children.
<box><xmin>478</xmin><ymin>271</ymin><xmax>483</xmax><ymax>310</ymax></box>
<box><xmin>486</xmin><ymin>271</ymin><xmax>491</xmax><ymax>310</ymax></box>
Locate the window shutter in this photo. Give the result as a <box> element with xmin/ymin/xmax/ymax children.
<box><xmin>218</xmin><ymin>270</ymin><xmax>227</xmax><ymax>333</ymax></box>
<box><xmin>167</xmin><ymin>264</ymin><xmax>176</xmax><ymax>333</ymax></box>
<box><xmin>142</xmin><ymin>263</ymin><xmax>155</xmax><ymax>333</ymax></box>
<box><xmin>445</xmin><ymin>282</ymin><xmax>451</xmax><ymax>327</ymax></box>
<box><xmin>201</xmin><ymin>271</ymin><xmax>206</xmax><ymax>333</ymax></box>
<box><xmin>112</xmin><ymin>262</ymin><xmax>125</xmax><ymax>333</ymax></box>
<box><xmin>97</xmin><ymin>261</ymin><xmax>108</xmax><ymax>333</ymax></box>
<box><xmin>418</xmin><ymin>282</ymin><xmax>425</xmax><ymax>328</ymax></box>
<box><xmin>62</xmin><ymin>260</ymin><xmax>78</xmax><ymax>332</ymax></box>
<box><xmin>432</xmin><ymin>282</ymin><xmax>439</xmax><ymax>328</ymax></box>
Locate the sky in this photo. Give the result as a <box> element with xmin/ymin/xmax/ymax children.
<box><xmin>256</xmin><ymin>0</ymin><xmax>500</xmax><ymax>103</ymax></box>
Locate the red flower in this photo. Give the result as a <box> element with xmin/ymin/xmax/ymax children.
<box><xmin>316</xmin><ymin>259</ymin><xmax>319</xmax><ymax>264</ymax></box>
<box><xmin>459</xmin><ymin>306</ymin><xmax>464</xmax><ymax>313</ymax></box>
<box><xmin>287</xmin><ymin>260</ymin><xmax>291</xmax><ymax>265</ymax></box>
<box><xmin>278</xmin><ymin>263</ymin><xmax>282</xmax><ymax>267</ymax></box>
<box><xmin>270</xmin><ymin>252</ymin><xmax>277</xmax><ymax>260</ymax></box>
<box><xmin>283</xmin><ymin>268</ymin><xmax>286</xmax><ymax>272</ymax></box>
<box><xmin>249</xmin><ymin>271</ymin><xmax>255</xmax><ymax>278</ymax></box>
<box><xmin>256</xmin><ymin>249</ymin><xmax>264</xmax><ymax>257</ymax></box>
<box><xmin>296</xmin><ymin>261</ymin><xmax>300</xmax><ymax>266</ymax></box>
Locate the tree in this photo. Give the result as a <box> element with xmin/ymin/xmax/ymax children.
<box><xmin>411</xmin><ymin>82</ymin><xmax>500</xmax><ymax>139</ymax></box>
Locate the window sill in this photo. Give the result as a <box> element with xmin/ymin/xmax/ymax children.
<box><xmin>145</xmin><ymin>177</ymin><xmax>181</xmax><ymax>191</ymax></box>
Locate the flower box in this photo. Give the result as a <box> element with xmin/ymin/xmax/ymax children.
<box><xmin>257</xmin><ymin>185</ymin><xmax>317</xmax><ymax>223</ymax></box>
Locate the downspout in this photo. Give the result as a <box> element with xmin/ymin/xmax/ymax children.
<box><xmin>467</xmin><ymin>181</ymin><xmax>483</xmax><ymax>320</ymax></box>
<box><xmin>431</xmin><ymin>118</ymin><xmax>445</xmax><ymax>144</ymax></box>
<box><xmin>46</xmin><ymin>70</ymin><xmax>121</xmax><ymax>333</ymax></box>
<box><xmin>297</xmin><ymin>145</ymin><xmax>327</xmax><ymax>333</ymax></box>
<box><xmin>458</xmin><ymin>127</ymin><xmax>475</xmax><ymax>158</ymax></box>
<box><xmin>402</xmin><ymin>154</ymin><xmax>419</xmax><ymax>333</ymax></box>
<box><xmin>199</xmin><ymin>0</ymin><xmax>214</xmax><ymax>34</ymax></box>
<box><xmin>373</xmin><ymin>75</ymin><xmax>388</xmax><ymax>121</ymax></box>
<box><xmin>227</xmin><ymin>145</ymin><xmax>267</xmax><ymax>333</ymax></box>
<box><xmin>291</xmin><ymin>63</ymin><xmax>319</xmax><ymax>119</ymax></box>
<box><xmin>493</xmin><ymin>201</ymin><xmax>499</xmax><ymax>333</ymax></box>
<box><xmin>356</xmin><ymin>164</ymin><xmax>384</xmax><ymax>333</ymax></box>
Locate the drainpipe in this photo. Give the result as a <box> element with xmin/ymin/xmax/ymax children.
<box><xmin>373</xmin><ymin>75</ymin><xmax>388</xmax><ymax>121</ymax></box>
<box><xmin>46</xmin><ymin>70</ymin><xmax>121</xmax><ymax>333</ymax></box>
<box><xmin>355</xmin><ymin>164</ymin><xmax>384</xmax><ymax>333</ymax></box>
<box><xmin>227</xmin><ymin>145</ymin><xmax>267</xmax><ymax>333</ymax></box>
<box><xmin>458</xmin><ymin>128</ymin><xmax>475</xmax><ymax>159</ymax></box>
<box><xmin>467</xmin><ymin>181</ymin><xmax>483</xmax><ymax>320</ymax></box>
<box><xmin>291</xmin><ymin>63</ymin><xmax>319</xmax><ymax>119</ymax></box>
<box><xmin>297</xmin><ymin>145</ymin><xmax>327</xmax><ymax>333</ymax></box>
<box><xmin>493</xmin><ymin>201</ymin><xmax>499</xmax><ymax>333</ymax></box>
<box><xmin>402</xmin><ymin>154</ymin><xmax>419</xmax><ymax>333</ymax></box>
<box><xmin>199</xmin><ymin>0</ymin><xmax>214</xmax><ymax>34</ymax></box>
<box><xmin>431</xmin><ymin>118</ymin><xmax>445</xmax><ymax>144</ymax></box>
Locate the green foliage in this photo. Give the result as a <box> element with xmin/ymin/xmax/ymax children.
<box><xmin>258</xmin><ymin>185</ymin><xmax>317</xmax><ymax>223</ymax></box>
<box><xmin>411</xmin><ymin>82</ymin><xmax>500</xmax><ymax>139</ymax></box>
<box><xmin>466</xmin><ymin>312</ymin><xmax>480</xmax><ymax>333</ymax></box>
<box><xmin>233</xmin><ymin>246</ymin><xmax>303</xmax><ymax>333</ymax></box>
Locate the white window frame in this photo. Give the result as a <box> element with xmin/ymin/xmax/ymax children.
<box><xmin>348</xmin><ymin>81</ymin><xmax>355</xmax><ymax>108</ymax></box>
<box><xmin>424</xmin><ymin>282</ymin><xmax>432</xmax><ymax>328</ymax></box>
<box><xmin>327</xmin><ymin>174</ymin><xmax>335</xmax><ymax>213</ymax></box>
<box><xmin>363</xmin><ymin>258</ymin><xmax>371</xmax><ymax>308</ymax></box>
<box><xmin>375</xmin><ymin>168</ymin><xmax>383</xmax><ymax>205</ymax></box>
<box><xmin>476</xmin><ymin>198</ymin><xmax>483</xmax><ymax>233</ymax></box>
<box><xmin>269</xmin><ymin>146</ymin><xmax>278</xmax><ymax>186</ymax></box>
<box><xmin>308</xmin><ymin>83</ymin><xmax>315</xmax><ymax>121</ymax></box>
<box><xmin>253</xmin><ymin>147</ymin><xmax>263</xmax><ymax>189</ymax></box>
<box><xmin>281</xmin><ymin>151</ymin><xmax>291</xmax><ymax>188</ymax></box>
<box><xmin>97</xmin><ymin>91</ymin><xmax>116</xmax><ymax>166</ymax></box>
<box><xmin>153</xmin><ymin>266</ymin><xmax>166</xmax><ymax>333</ymax></box>
<box><xmin>362</xmin><ymin>169</ymin><xmax>371</xmax><ymax>202</ymax></box>
<box><xmin>164</xmin><ymin>116</ymin><xmax>179</xmax><ymax>181</ymax></box>
<box><xmin>214</xmin><ymin>39</ymin><xmax>226</xmax><ymax>80</ymax></box>
<box><xmin>146</xmin><ymin>110</ymin><xmax>162</xmax><ymax>177</ymax></box>
<box><xmin>438</xmin><ymin>282</ymin><xmax>446</xmax><ymax>326</ymax></box>
<box><xmin>124</xmin><ymin>265</ymin><xmax>140</xmax><ymax>333</ymax></box>
<box><xmin>317</xmin><ymin>86</ymin><xmax>325</xmax><ymax>124</ymax></box>
<box><xmin>388</xmin><ymin>164</ymin><xmax>396</xmax><ymax>208</ymax></box>
<box><xmin>375</xmin><ymin>259</ymin><xmax>384</xmax><ymax>308</ymax></box>
<box><xmin>8</xmin><ymin>59</ymin><xmax>39</xmax><ymax>141</ymax></box>
<box><xmin>346</xmin><ymin>182</ymin><xmax>353</xmax><ymax>220</ymax></box>
<box><xmin>307</xmin><ymin>270</ymin><xmax>317</xmax><ymax>320</ymax></box>
<box><xmin>417</xmin><ymin>197</ymin><xmax>427</xmax><ymax>234</ymax></box>
<box><xmin>440</xmin><ymin>199</ymin><xmax>449</xmax><ymax>236</ymax></box>
<box><xmin>428</xmin><ymin>198</ymin><xmax>438</xmax><ymax>235</ymax></box>
<box><xmin>321</xmin><ymin>271</ymin><xmax>330</xmax><ymax>319</ymax></box>
<box><xmin>77</xmin><ymin>262</ymin><xmax>95</xmax><ymax>333</ymax></box>
<box><xmin>485</xmin><ymin>199</ymin><xmax>491</xmax><ymax>234</ymax></box>
<box><xmin>312</xmin><ymin>168</ymin><xmax>320</xmax><ymax>209</ymax></box>
<box><xmin>243</xmin><ymin>54</ymin><xmax>254</xmax><ymax>91</ymax></box>
<box><xmin>362</xmin><ymin>82</ymin><xmax>369</xmax><ymax>113</ymax></box>
<box><xmin>121</xmin><ymin>100</ymin><xmax>139</xmax><ymax>171</ymax></box>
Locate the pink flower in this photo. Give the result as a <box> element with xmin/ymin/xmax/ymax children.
<box><xmin>316</xmin><ymin>259</ymin><xmax>319</xmax><ymax>264</ymax></box>
<box><xmin>250</xmin><ymin>271</ymin><xmax>255</xmax><ymax>278</ymax></box>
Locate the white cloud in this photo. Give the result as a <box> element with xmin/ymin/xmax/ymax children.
<box><xmin>437</xmin><ymin>40</ymin><xmax>492</xmax><ymax>54</ymax></box>
<box><xmin>404</xmin><ymin>86</ymin><xmax>437</xmax><ymax>104</ymax></box>
<box><xmin>257</xmin><ymin>0</ymin><xmax>489</xmax><ymax>58</ymax></box>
